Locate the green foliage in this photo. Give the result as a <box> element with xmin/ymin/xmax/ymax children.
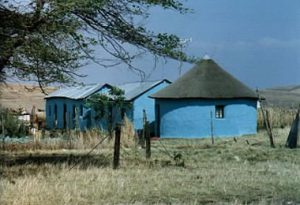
<box><xmin>0</xmin><ymin>107</ymin><xmax>29</xmax><ymax>137</ymax></box>
<box><xmin>85</xmin><ymin>86</ymin><xmax>128</xmax><ymax>120</ymax></box>
<box><xmin>0</xmin><ymin>0</ymin><xmax>194</xmax><ymax>90</ymax></box>
<box><xmin>85</xmin><ymin>94</ymin><xmax>110</xmax><ymax>120</ymax></box>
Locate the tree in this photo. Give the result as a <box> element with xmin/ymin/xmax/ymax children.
<box><xmin>0</xmin><ymin>0</ymin><xmax>194</xmax><ymax>92</ymax></box>
<box><xmin>84</xmin><ymin>86</ymin><xmax>129</xmax><ymax>136</ymax></box>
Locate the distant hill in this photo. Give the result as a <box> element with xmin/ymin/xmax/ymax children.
<box><xmin>1</xmin><ymin>83</ymin><xmax>299</xmax><ymax>112</ymax></box>
<box><xmin>266</xmin><ymin>85</ymin><xmax>300</xmax><ymax>93</ymax></box>
<box><xmin>0</xmin><ymin>83</ymin><xmax>57</xmax><ymax>113</ymax></box>
<box><xmin>259</xmin><ymin>85</ymin><xmax>300</xmax><ymax>109</ymax></box>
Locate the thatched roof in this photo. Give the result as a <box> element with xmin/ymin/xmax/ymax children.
<box><xmin>151</xmin><ymin>58</ymin><xmax>258</xmax><ymax>99</ymax></box>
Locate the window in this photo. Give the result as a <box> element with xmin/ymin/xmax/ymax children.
<box><xmin>215</xmin><ymin>105</ymin><xmax>225</xmax><ymax>119</ymax></box>
<box><xmin>48</xmin><ymin>105</ymin><xmax>51</xmax><ymax>116</ymax></box>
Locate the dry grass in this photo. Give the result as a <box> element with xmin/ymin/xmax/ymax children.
<box><xmin>257</xmin><ymin>107</ymin><xmax>298</xmax><ymax>129</ymax></box>
<box><xmin>2</xmin><ymin>129</ymin><xmax>112</xmax><ymax>151</ymax></box>
<box><xmin>121</xmin><ymin>116</ymin><xmax>136</xmax><ymax>148</ymax></box>
<box><xmin>2</xmin><ymin>117</ymin><xmax>136</xmax><ymax>152</ymax></box>
<box><xmin>1</xmin><ymin>127</ymin><xmax>300</xmax><ymax>205</ymax></box>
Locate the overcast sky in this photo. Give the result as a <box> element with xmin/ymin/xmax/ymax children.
<box><xmin>78</xmin><ymin>0</ymin><xmax>300</xmax><ymax>89</ymax></box>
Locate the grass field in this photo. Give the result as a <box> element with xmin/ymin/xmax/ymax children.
<box><xmin>1</xmin><ymin>127</ymin><xmax>300</xmax><ymax>205</ymax></box>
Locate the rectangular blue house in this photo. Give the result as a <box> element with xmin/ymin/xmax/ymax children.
<box><xmin>45</xmin><ymin>79</ymin><xmax>170</xmax><ymax>131</ymax></box>
<box><xmin>45</xmin><ymin>83</ymin><xmax>112</xmax><ymax>130</ymax></box>
<box><xmin>150</xmin><ymin>56</ymin><xmax>258</xmax><ymax>138</ymax></box>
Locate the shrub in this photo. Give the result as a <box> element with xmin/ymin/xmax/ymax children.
<box><xmin>0</xmin><ymin>107</ymin><xmax>29</xmax><ymax>137</ymax></box>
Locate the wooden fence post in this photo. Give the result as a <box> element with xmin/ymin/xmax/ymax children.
<box><xmin>145</xmin><ymin>121</ymin><xmax>151</xmax><ymax>159</ymax></box>
<box><xmin>257</xmin><ymin>89</ymin><xmax>275</xmax><ymax>148</ymax></box>
<box><xmin>1</xmin><ymin>114</ymin><xmax>5</xmax><ymax>151</ymax></box>
<box><xmin>260</xmin><ymin>107</ymin><xmax>275</xmax><ymax>148</ymax></box>
<box><xmin>113</xmin><ymin>124</ymin><xmax>121</xmax><ymax>169</ymax></box>
<box><xmin>210</xmin><ymin>111</ymin><xmax>215</xmax><ymax>145</ymax></box>
<box><xmin>140</xmin><ymin>109</ymin><xmax>147</xmax><ymax>148</ymax></box>
<box><xmin>266</xmin><ymin>110</ymin><xmax>275</xmax><ymax>148</ymax></box>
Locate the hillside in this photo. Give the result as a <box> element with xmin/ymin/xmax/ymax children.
<box><xmin>0</xmin><ymin>83</ymin><xmax>57</xmax><ymax>113</ymax></box>
<box><xmin>259</xmin><ymin>85</ymin><xmax>300</xmax><ymax>109</ymax></box>
<box><xmin>1</xmin><ymin>83</ymin><xmax>299</xmax><ymax>112</ymax></box>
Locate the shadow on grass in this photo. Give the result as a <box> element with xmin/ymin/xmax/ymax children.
<box><xmin>0</xmin><ymin>152</ymin><xmax>112</xmax><ymax>169</ymax></box>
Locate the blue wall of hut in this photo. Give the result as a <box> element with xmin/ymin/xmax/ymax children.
<box><xmin>131</xmin><ymin>81</ymin><xmax>170</xmax><ymax>131</ymax></box>
<box><xmin>155</xmin><ymin>99</ymin><xmax>257</xmax><ymax>138</ymax></box>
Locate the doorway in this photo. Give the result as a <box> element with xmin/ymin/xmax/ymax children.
<box><xmin>155</xmin><ymin>104</ymin><xmax>160</xmax><ymax>137</ymax></box>
<box><xmin>63</xmin><ymin>104</ymin><xmax>67</xmax><ymax>129</ymax></box>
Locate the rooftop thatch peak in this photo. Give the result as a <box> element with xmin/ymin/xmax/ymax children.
<box><xmin>202</xmin><ymin>54</ymin><xmax>211</xmax><ymax>60</ymax></box>
<box><xmin>151</xmin><ymin>58</ymin><xmax>258</xmax><ymax>99</ymax></box>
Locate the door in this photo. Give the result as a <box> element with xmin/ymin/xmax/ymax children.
<box><xmin>63</xmin><ymin>104</ymin><xmax>67</xmax><ymax>129</ymax></box>
<box><xmin>155</xmin><ymin>104</ymin><xmax>160</xmax><ymax>137</ymax></box>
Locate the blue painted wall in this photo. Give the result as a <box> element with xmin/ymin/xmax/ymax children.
<box><xmin>46</xmin><ymin>97</ymin><xmax>129</xmax><ymax>131</ymax></box>
<box><xmin>45</xmin><ymin>86</ymin><xmax>112</xmax><ymax>130</ymax></box>
<box><xmin>45</xmin><ymin>98</ymin><xmax>85</xmax><ymax>129</ymax></box>
<box><xmin>132</xmin><ymin>81</ymin><xmax>170</xmax><ymax>130</ymax></box>
<box><xmin>155</xmin><ymin>99</ymin><xmax>257</xmax><ymax>138</ymax></box>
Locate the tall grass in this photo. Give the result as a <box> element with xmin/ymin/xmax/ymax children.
<box><xmin>2</xmin><ymin>117</ymin><xmax>136</xmax><ymax>151</ymax></box>
<box><xmin>257</xmin><ymin>107</ymin><xmax>297</xmax><ymax>129</ymax></box>
<box><xmin>1</xmin><ymin>128</ymin><xmax>111</xmax><ymax>151</ymax></box>
<box><xmin>120</xmin><ymin>116</ymin><xmax>136</xmax><ymax>148</ymax></box>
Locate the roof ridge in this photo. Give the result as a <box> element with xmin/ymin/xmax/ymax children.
<box><xmin>118</xmin><ymin>79</ymin><xmax>169</xmax><ymax>86</ymax></box>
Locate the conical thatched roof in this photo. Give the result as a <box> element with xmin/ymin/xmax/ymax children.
<box><xmin>151</xmin><ymin>58</ymin><xmax>258</xmax><ymax>99</ymax></box>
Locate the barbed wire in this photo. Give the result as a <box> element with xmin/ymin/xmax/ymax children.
<box><xmin>67</xmin><ymin>135</ymin><xmax>109</xmax><ymax>172</ymax></box>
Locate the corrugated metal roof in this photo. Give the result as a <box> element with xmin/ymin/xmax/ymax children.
<box><xmin>118</xmin><ymin>79</ymin><xmax>170</xmax><ymax>101</ymax></box>
<box><xmin>45</xmin><ymin>80</ymin><xmax>170</xmax><ymax>101</ymax></box>
<box><xmin>45</xmin><ymin>84</ymin><xmax>107</xmax><ymax>100</ymax></box>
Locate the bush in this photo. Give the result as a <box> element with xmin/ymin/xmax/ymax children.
<box><xmin>0</xmin><ymin>107</ymin><xmax>29</xmax><ymax>137</ymax></box>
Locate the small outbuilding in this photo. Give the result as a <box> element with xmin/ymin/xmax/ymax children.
<box><xmin>150</xmin><ymin>56</ymin><xmax>258</xmax><ymax>138</ymax></box>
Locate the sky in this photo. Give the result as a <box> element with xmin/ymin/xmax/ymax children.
<box><xmin>78</xmin><ymin>0</ymin><xmax>300</xmax><ymax>89</ymax></box>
